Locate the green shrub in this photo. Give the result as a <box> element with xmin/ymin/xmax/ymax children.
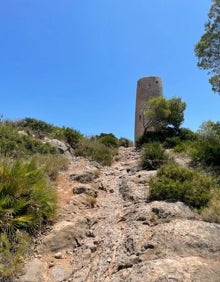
<box><xmin>136</xmin><ymin>127</ymin><xmax>197</xmax><ymax>148</ymax></box>
<box><xmin>178</xmin><ymin>127</ymin><xmax>198</xmax><ymax>141</ymax></box>
<box><xmin>191</xmin><ymin>139</ymin><xmax>220</xmax><ymax>167</ymax></box>
<box><xmin>53</xmin><ymin>127</ymin><xmax>83</xmax><ymax>149</ymax></box>
<box><xmin>118</xmin><ymin>137</ymin><xmax>133</xmax><ymax>147</ymax></box>
<box><xmin>149</xmin><ymin>163</ymin><xmax>218</xmax><ymax>209</ymax></box>
<box><xmin>0</xmin><ymin>159</ymin><xmax>57</xmax><ymax>235</ymax></box>
<box><xmin>191</xmin><ymin>121</ymin><xmax>220</xmax><ymax>168</ymax></box>
<box><xmin>96</xmin><ymin>133</ymin><xmax>119</xmax><ymax>148</ymax></box>
<box><xmin>18</xmin><ymin>117</ymin><xmax>54</xmax><ymax>137</ymax></box>
<box><xmin>0</xmin><ymin>231</ymin><xmax>30</xmax><ymax>280</ymax></box>
<box><xmin>22</xmin><ymin>135</ymin><xmax>57</xmax><ymax>155</ymax></box>
<box><xmin>164</xmin><ymin>136</ymin><xmax>181</xmax><ymax>148</ymax></box>
<box><xmin>173</xmin><ymin>140</ymin><xmax>196</xmax><ymax>154</ymax></box>
<box><xmin>75</xmin><ymin>139</ymin><xmax>113</xmax><ymax>166</ymax></box>
<box><xmin>140</xmin><ymin>142</ymin><xmax>169</xmax><ymax>170</ymax></box>
<box><xmin>11</xmin><ymin>118</ymin><xmax>83</xmax><ymax>149</ymax></box>
<box><xmin>0</xmin><ymin>122</ymin><xmax>56</xmax><ymax>157</ymax></box>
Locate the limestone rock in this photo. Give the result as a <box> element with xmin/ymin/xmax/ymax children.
<box><xmin>49</xmin><ymin>264</ymin><xmax>72</xmax><ymax>282</ymax></box>
<box><xmin>19</xmin><ymin>259</ymin><xmax>48</xmax><ymax>282</ymax></box>
<box><xmin>110</xmin><ymin>257</ymin><xmax>220</xmax><ymax>282</ymax></box>
<box><xmin>45</xmin><ymin>138</ymin><xmax>73</xmax><ymax>156</ymax></box>
<box><xmin>19</xmin><ymin>147</ymin><xmax>220</xmax><ymax>282</ymax></box>
<box><xmin>38</xmin><ymin>219</ymin><xmax>89</xmax><ymax>254</ymax></box>
<box><xmin>73</xmin><ymin>184</ymin><xmax>98</xmax><ymax>198</ymax></box>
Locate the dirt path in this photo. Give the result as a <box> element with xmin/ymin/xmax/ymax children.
<box><xmin>19</xmin><ymin>147</ymin><xmax>220</xmax><ymax>282</ymax></box>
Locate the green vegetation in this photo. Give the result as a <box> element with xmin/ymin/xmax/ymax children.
<box><xmin>138</xmin><ymin>94</ymin><xmax>220</xmax><ymax>217</ymax></box>
<box><xmin>136</xmin><ymin>96</ymin><xmax>190</xmax><ymax>148</ymax></box>
<box><xmin>138</xmin><ymin>113</ymin><xmax>220</xmax><ymax>222</ymax></box>
<box><xmin>0</xmin><ymin>117</ymin><xmax>132</xmax><ymax>167</ymax></box>
<box><xmin>118</xmin><ymin>137</ymin><xmax>133</xmax><ymax>147</ymax></box>
<box><xmin>18</xmin><ymin>117</ymin><xmax>83</xmax><ymax>149</ymax></box>
<box><xmin>142</xmin><ymin>96</ymin><xmax>186</xmax><ymax>132</ymax></box>
<box><xmin>0</xmin><ymin>159</ymin><xmax>57</xmax><ymax>235</ymax></box>
<box><xmin>75</xmin><ymin>138</ymin><xmax>114</xmax><ymax>166</ymax></box>
<box><xmin>191</xmin><ymin>121</ymin><xmax>220</xmax><ymax>168</ymax></box>
<box><xmin>137</xmin><ymin>127</ymin><xmax>197</xmax><ymax>149</ymax></box>
<box><xmin>149</xmin><ymin>163</ymin><xmax>219</xmax><ymax>209</ymax></box>
<box><xmin>0</xmin><ymin>159</ymin><xmax>57</xmax><ymax>280</ymax></box>
<box><xmin>96</xmin><ymin>133</ymin><xmax>119</xmax><ymax>148</ymax></box>
<box><xmin>4</xmin><ymin>113</ymin><xmax>220</xmax><ymax>279</ymax></box>
<box><xmin>0</xmin><ymin>121</ymin><xmax>56</xmax><ymax>157</ymax></box>
<box><xmin>140</xmin><ymin>142</ymin><xmax>170</xmax><ymax>170</ymax></box>
<box><xmin>194</xmin><ymin>0</ymin><xmax>220</xmax><ymax>93</ymax></box>
<box><xmin>0</xmin><ymin>232</ymin><xmax>30</xmax><ymax>280</ymax></box>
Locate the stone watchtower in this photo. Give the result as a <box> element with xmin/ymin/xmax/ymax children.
<box><xmin>134</xmin><ymin>76</ymin><xmax>163</xmax><ymax>142</ymax></box>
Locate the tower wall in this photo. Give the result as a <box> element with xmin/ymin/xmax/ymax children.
<box><xmin>134</xmin><ymin>76</ymin><xmax>163</xmax><ymax>142</ymax></box>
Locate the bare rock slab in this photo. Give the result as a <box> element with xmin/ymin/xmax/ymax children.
<box><xmin>19</xmin><ymin>258</ymin><xmax>48</xmax><ymax>282</ymax></box>
<box><xmin>38</xmin><ymin>218</ymin><xmax>89</xmax><ymax>254</ymax></box>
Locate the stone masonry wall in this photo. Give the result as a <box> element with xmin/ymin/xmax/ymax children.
<box><xmin>134</xmin><ymin>76</ymin><xmax>163</xmax><ymax>142</ymax></box>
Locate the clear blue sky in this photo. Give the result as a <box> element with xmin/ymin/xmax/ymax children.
<box><xmin>1</xmin><ymin>0</ymin><xmax>219</xmax><ymax>140</ymax></box>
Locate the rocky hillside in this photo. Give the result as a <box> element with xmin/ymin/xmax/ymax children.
<box><xmin>19</xmin><ymin>147</ymin><xmax>220</xmax><ymax>282</ymax></box>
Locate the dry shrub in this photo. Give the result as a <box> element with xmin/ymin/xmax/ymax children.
<box><xmin>86</xmin><ymin>195</ymin><xmax>97</xmax><ymax>208</ymax></box>
<box><xmin>201</xmin><ymin>197</ymin><xmax>220</xmax><ymax>223</ymax></box>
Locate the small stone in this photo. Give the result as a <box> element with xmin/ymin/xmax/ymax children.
<box><xmin>90</xmin><ymin>245</ymin><xmax>97</xmax><ymax>253</ymax></box>
<box><xmin>49</xmin><ymin>261</ymin><xmax>55</xmax><ymax>268</ymax></box>
<box><xmin>54</xmin><ymin>252</ymin><xmax>63</xmax><ymax>259</ymax></box>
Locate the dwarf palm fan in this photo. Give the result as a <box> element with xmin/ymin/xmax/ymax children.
<box><xmin>0</xmin><ymin>159</ymin><xmax>57</xmax><ymax>236</ymax></box>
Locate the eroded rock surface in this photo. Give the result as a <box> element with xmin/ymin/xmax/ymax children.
<box><xmin>19</xmin><ymin>147</ymin><xmax>220</xmax><ymax>282</ymax></box>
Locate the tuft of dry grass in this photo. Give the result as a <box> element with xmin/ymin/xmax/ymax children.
<box><xmin>32</xmin><ymin>154</ymin><xmax>69</xmax><ymax>180</ymax></box>
<box><xmin>85</xmin><ymin>195</ymin><xmax>97</xmax><ymax>208</ymax></box>
<box><xmin>201</xmin><ymin>199</ymin><xmax>220</xmax><ymax>223</ymax></box>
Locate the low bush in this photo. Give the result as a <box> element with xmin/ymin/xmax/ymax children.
<box><xmin>140</xmin><ymin>142</ymin><xmax>169</xmax><ymax>170</ymax></box>
<box><xmin>191</xmin><ymin>121</ymin><xmax>220</xmax><ymax>169</ymax></box>
<box><xmin>118</xmin><ymin>137</ymin><xmax>133</xmax><ymax>147</ymax></box>
<box><xmin>136</xmin><ymin>127</ymin><xmax>197</xmax><ymax>148</ymax></box>
<box><xmin>75</xmin><ymin>139</ymin><xmax>113</xmax><ymax>166</ymax></box>
<box><xmin>191</xmin><ymin>139</ymin><xmax>220</xmax><ymax>167</ymax></box>
<box><xmin>164</xmin><ymin>136</ymin><xmax>182</xmax><ymax>148</ymax></box>
<box><xmin>18</xmin><ymin>117</ymin><xmax>54</xmax><ymax>137</ymax></box>
<box><xmin>173</xmin><ymin>140</ymin><xmax>196</xmax><ymax>154</ymax></box>
<box><xmin>96</xmin><ymin>133</ymin><xmax>119</xmax><ymax>148</ymax></box>
<box><xmin>0</xmin><ymin>122</ymin><xmax>56</xmax><ymax>157</ymax></box>
<box><xmin>178</xmin><ymin>127</ymin><xmax>198</xmax><ymax>141</ymax></box>
<box><xmin>149</xmin><ymin>163</ymin><xmax>218</xmax><ymax>209</ymax></box>
<box><xmin>53</xmin><ymin>127</ymin><xmax>83</xmax><ymax>149</ymax></box>
<box><xmin>9</xmin><ymin>118</ymin><xmax>83</xmax><ymax>150</ymax></box>
<box><xmin>0</xmin><ymin>231</ymin><xmax>30</xmax><ymax>280</ymax></box>
<box><xmin>201</xmin><ymin>196</ymin><xmax>220</xmax><ymax>223</ymax></box>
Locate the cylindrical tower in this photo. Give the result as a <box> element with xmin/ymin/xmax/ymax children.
<box><xmin>134</xmin><ymin>76</ymin><xmax>163</xmax><ymax>142</ymax></box>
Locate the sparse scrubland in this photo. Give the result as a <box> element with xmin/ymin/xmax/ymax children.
<box><xmin>139</xmin><ymin>120</ymin><xmax>220</xmax><ymax>224</ymax></box>
<box><xmin>0</xmin><ymin>117</ymin><xmax>132</xmax><ymax>280</ymax></box>
<box><xmin>1</xmin><ymin>116</ymin><xmax>220</xmax><ymax>280</ymax></box>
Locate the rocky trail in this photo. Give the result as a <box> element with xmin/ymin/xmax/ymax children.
<box><xmin>19</xmin><ymin>147</ymin><xmax>220</xmax><ymax>282</ymax></box>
